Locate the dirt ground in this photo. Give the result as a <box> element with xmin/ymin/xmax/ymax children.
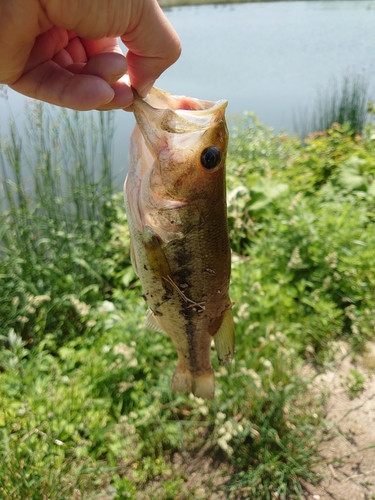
<box><xmin>303</xmin><ymin>342</ymin><xmax>375</xmax><ymax>500</ymax></box>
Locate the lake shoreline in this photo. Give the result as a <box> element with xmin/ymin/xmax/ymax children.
<box><xmin>158</xmin><ymin>0</ymin><xmax>276</xmax><ymax>7</ymax></box>
<box><xmin>158</xmin><ymin>0</ymin><xmax>355</xmax><ymax>8</ymax></box>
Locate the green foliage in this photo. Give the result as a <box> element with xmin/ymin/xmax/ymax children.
<box><xmin>1</xmin><ymin>104</ymin><xmax>375</xmax><ymax>499</ymax></box>
<box><xmin>0</xmin><ymin>307</ymin><xmax>320</xmax><ymax>499</ymax></box>
<box><xmin>0</xmin><ymin>104</ymin><xmax>132</xmax><ymax>346</ymax></box>
<box><xmin>345</xmin><ymin>368</ymin><xmax>366</xmax><ymax>399</ymax></box>
<box><xmin>227</xmin><ymin>114</ymin><xmax>375</xmax><ymax>359</ymax></box>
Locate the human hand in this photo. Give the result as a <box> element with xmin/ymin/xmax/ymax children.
<box><xmin>0</xmin><ymin>0</ymin><xmax>181</xmax><ymax>111</ymax></box>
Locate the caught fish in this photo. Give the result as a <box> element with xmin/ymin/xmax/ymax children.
<box><xmin>124</xmin><ymin>88</ymin><xmax>234</xmax><ymax>399</ymax></box>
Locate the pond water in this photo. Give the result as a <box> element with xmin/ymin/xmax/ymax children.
<box><xmin>1</xmin><ymin>0</ymin><xmax>375</xmax><ymax>181</ymax></box>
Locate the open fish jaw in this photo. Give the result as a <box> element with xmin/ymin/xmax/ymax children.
<box><xmin>124</xmin><ymin>88</ymin><xmax>235</xmax><ymax>400</ymax></box>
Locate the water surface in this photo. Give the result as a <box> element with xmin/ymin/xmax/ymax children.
<box><xmin>1</xmin><ymin>1</ymin><xmax>375</xmax><ymax>180</ymax></box>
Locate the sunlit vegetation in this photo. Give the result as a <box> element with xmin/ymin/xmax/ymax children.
<box><xmin>1</xmin><ymin>99</ymin><xmax>375</xmax><ymax>498</ymax></box>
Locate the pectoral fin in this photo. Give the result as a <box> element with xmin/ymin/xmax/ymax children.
<box><xmin>145</xmin><ymin>308</ymin><xmax>166</xmax><ymax>333</ymax></box>
<box><xmin>143</xmin><ymin>225</ymin><xmax>172</xmax><ymax>285</ymax></box>
<box><xmin>213</xmin><ymin>308</ymin><xmax>235</xmax><ymax>365</ymax></box>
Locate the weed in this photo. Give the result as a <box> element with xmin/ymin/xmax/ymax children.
<box><xmin>297</xmin><ymin>73</ymin><xmax>374</xmax><ymax>138</ymax></box>
<box><xmin>345</xmin><ymin>368</ymin><xmax>366</xmax><ymax>398</ymax></box>
<box><xmin>0</xmin><ymin>103</ymin><xmax>123</xmax><ymax>346</ymax></box>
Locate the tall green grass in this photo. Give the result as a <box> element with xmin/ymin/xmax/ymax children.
<box><xmin>296</xmin><ymin>73</ymin><xmax>373</xmax><ymax>138</ymax></box>
<box><xmin>0</xmin><ymin>103</ymin><xmax>122</xmax><ymax>346</ymax></box>
<box><xmin>1</xmin><ymin>101</ymin><xmax>114</xmax><ymax>224</ymax></box>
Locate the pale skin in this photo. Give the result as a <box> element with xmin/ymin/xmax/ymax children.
<box><xmin>0</xmin><ymin>0</ymin><xmax>181</xmax><ymax>111</ymax></box>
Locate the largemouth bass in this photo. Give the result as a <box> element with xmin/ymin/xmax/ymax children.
<box><xmin>124</xmin><ymin>88</ymin><xmax>234</xmax><ymax>400</ymax></box>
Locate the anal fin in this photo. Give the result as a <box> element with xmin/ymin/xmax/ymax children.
<box><xmin>213</xmin><ymin>308</ymin><xmax>235</xmax><ymax>366</ymax></box>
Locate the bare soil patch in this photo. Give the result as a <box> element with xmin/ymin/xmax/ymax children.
<box><xmin>303</xmin><ymin>342</ymin><xmax>375</xmax><ymax>500</ymax></box>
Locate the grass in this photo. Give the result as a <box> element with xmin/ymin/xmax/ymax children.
<box><xmin>0</xmin><ymin>102</ymin><xmax>121</xmax><ymax>347</ymax></box>
<box><xmin>296</xmin><ymin>73</ymin><xmax>374</xmax><ymax>138</ymax></box>
<box><xmin>1</xmin><ymin>97</ymin><xmax>375</xmax><ymax>498</ymax></box>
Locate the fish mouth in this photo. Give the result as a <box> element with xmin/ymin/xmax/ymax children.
<box><xmin>129</xmin><ymin>87</ymin><xmax>228</xmax><ymax>214</ymax></box>
<box><xmin>132</xmin><ymin>87</ymin><xmax>228</xmax><ymax>143</ymax></box>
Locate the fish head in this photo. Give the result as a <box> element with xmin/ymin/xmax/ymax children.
<box><xmin>132</xmin><ymin>88</ymin><xmax>228</xmax><ymax>206</ymax></box>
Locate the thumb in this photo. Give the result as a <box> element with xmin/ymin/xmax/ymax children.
<box><xmin>121</xmin><ymin>0</ymin><xmax>181</xmax><ymax>96</ymax></box>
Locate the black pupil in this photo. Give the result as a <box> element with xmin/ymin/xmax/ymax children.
<box><xmin>201</xmin><ymin>147</ymin><xmax>221</xmax><ymax>170</ymax></box>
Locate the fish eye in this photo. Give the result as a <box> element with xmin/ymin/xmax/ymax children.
<box><xmin>200</xmin><ymin>147</ymin><xmax>222</xmax><ymax>170</ymax></box>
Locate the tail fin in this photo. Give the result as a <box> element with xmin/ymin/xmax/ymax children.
<box><xmin>172</xmin><ymin>365</ymin><xmax>215</xmax><ymax>400</ymax></box>
<box><xmin>213</xmin><ymin>308</ymin><xmax>235</xmax><ymax>365</ymax></box>
<box><xmin>192</xmin><ymin>372</ymin><xmax>215</xmax><ymax>400</ymax></box>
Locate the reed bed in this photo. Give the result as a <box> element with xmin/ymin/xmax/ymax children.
<box><xmin>296</xmin><ymin>73</ymin><xmax>374</xmax><ymax>138</ymax></box>
<box><xmin>0</xmin><ymin>103</ymin><xmax>117</xmax><ymax>344</ymax></box>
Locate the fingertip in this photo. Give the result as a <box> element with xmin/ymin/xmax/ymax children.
<box><xmin>137</xmin><ymin>81</ymin><xmax>154</xmax><ymax>98</ymax></box>
<box><xmin>95</xmin><ymin>79</ymin><xmax>134</xmax><ymax>110</ymax></box>
<box><xmin>78</xmin><ymin>52</ymin><xmax>128</xmax><ymax>85</ymax></box>
<box><xmin>66</xmin><ymin>76</ymin><xmax>117</xmax><ymax>109</ymax></box>
<box><xmin>10</xmin><ymin>64</ymin><xmax>119</xmax><ymax>111</ymax></box>
<box><xmin>96</xmin><ymin>85</ymin><xmax>116</xmax><ymax>106</ymax></box>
